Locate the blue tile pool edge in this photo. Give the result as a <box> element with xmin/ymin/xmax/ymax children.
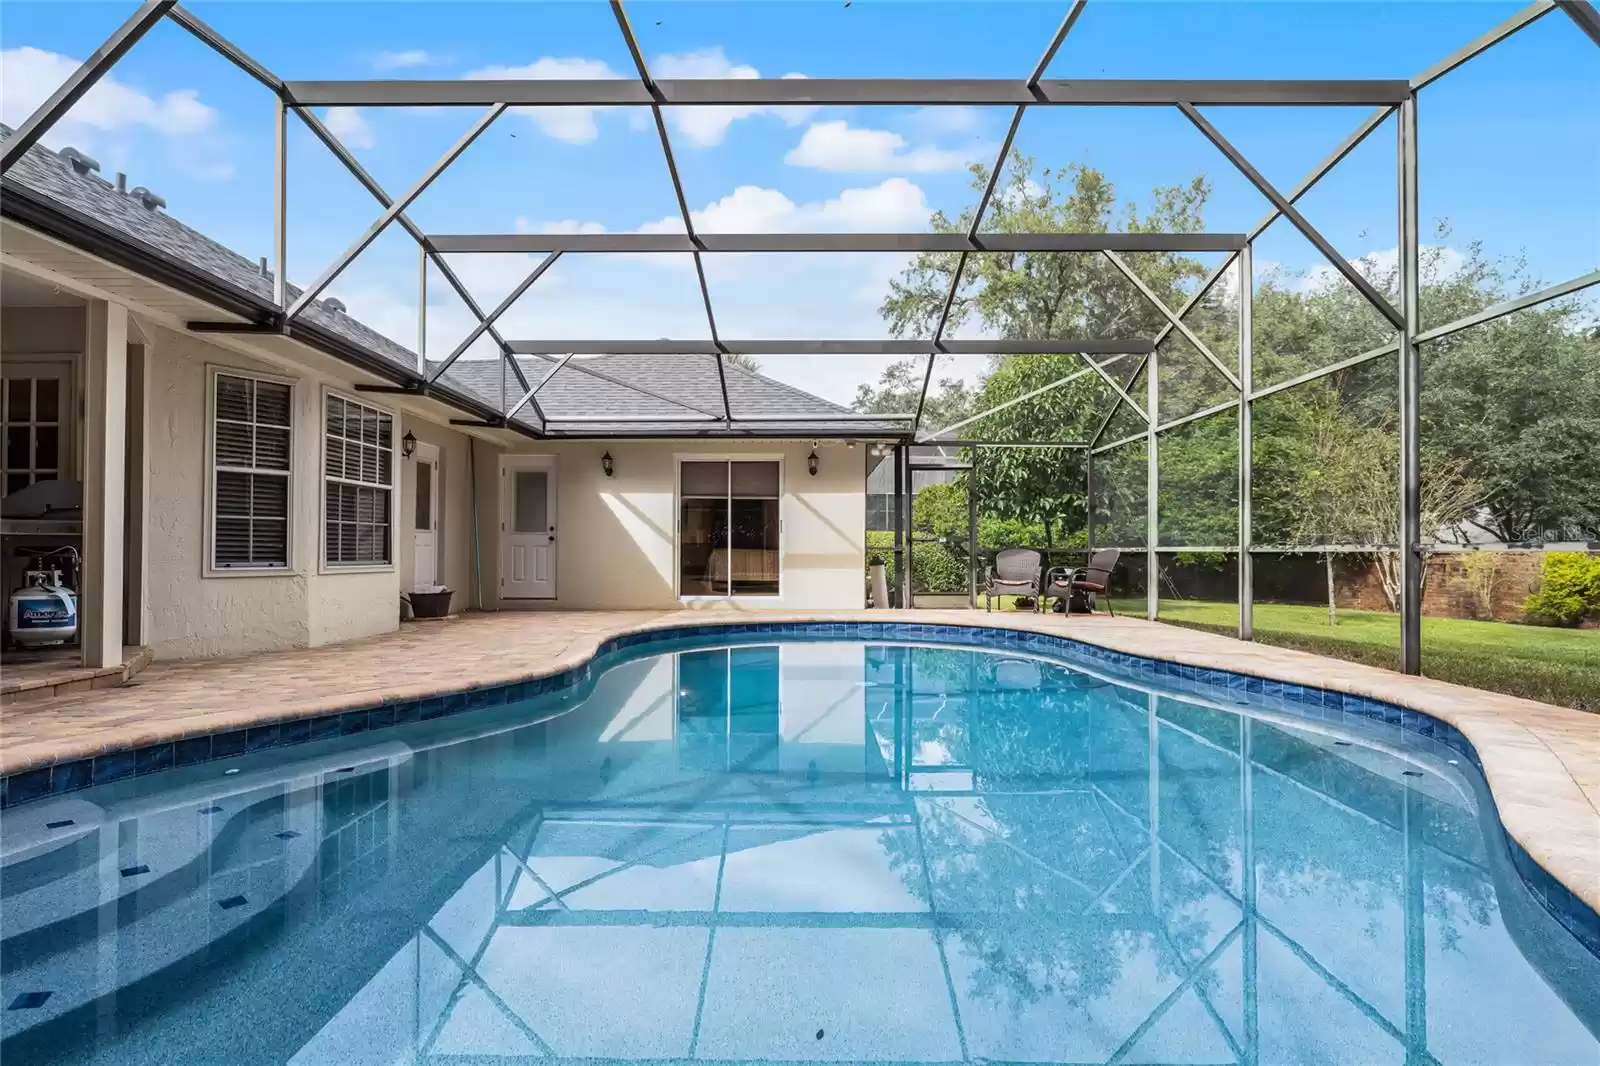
<box><xmin>3</xmin><ymin>617</ymin><xmax>1595</xmax><ymax>956</ymax></box>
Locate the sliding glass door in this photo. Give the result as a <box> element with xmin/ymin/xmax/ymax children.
<box><xmin>679</xmin><ymin>459</ymin><xmax>781</xmax><ymax>597</ymax></box>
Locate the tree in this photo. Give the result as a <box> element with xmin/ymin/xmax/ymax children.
<box><xmin>851</xmin><ymin>358</ymin><xmax>975</xmax><ymax>429</ymax></box>
<box><xmin>1260</xmin><ymin>237</ymin><xmax>1600</xmax><ymax>543</ymax></box>
<box><xmin>872</xmin><ymin>154</ymin><xmax>1222</xmax><ymax>553</ymax></box>
<box><xmin>721</xmin><ymin>352</ymin><xmax>762</xmax><ymax>374</ymax></box>
<box><xmin>870</xmin><ymin>154</ymin><xmax>1600</xmax><ymax>607</ymax></box>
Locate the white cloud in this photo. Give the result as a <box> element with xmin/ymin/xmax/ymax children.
<box><xmin>784</xmin><ymin>120</ymin><xmax>974</xmax><ymax>173</ymax></box>
<box><xmin>527</xmin><ymin>179</ymin><xmax>931</xmax><ymax>241</ymax></box>
<box><xmin>906</xmin><ymin>106</ymin><xmax>983</xmax><ymax>137</ymax></box>
<box><xmin>651</xmin><ymin>48</ymin><xmax>814</xmax><ymax>147</ymax></box>
<box><xmin>341</xmin><ymin>177</ymin><xmax>938</xmax><ymax>405</ymax></box>
<box><xmin>458</xmin><ymin>47</ymin><xmax>809</xmax><ymax>148</ymax></box>
<box><xmin>0</xmin><ymin>47</ymin><xmax>232</xmax><ymax>179</ymax></box>
<box><xmin>373</xmin><ymin>49</ymin><xmax>439</xmax><ymax>71</ymax></box>
<box><xmin>2</xmin><ymin>44</ymin><xmax>225</xmax><ymax>153</ymax></box>
<box><xmin>517</xmin><ymin>217</ymin><xmax>607</xmax><ymax>235</ymax></box>
<box><xmin>631</xmin><ymin>178</ymin><xmax>931</xmax><ymax>235</ymax></box>
<box><xmin>323</xmin><ymin>107</ymin><xmax>376</xmax><ymax>150</ymax></box>
<box><xmin>465</xmin><ymin>57</ymin><xmax>626</xmax><ymax>144</ymax></box>
<box><xmin>1298</xmin><ymin>244</ymin><xmax>1465</xmax><ymax>295</ymax></box>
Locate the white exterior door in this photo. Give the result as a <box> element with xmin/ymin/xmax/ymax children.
<box><xmin>411</xmin><ymin>443</ymin><xmax>439</xmax><ymax>589</ymax></box>
<box><xmin>502</xmin><ymin>458</ymin><xmax>556</xmax><ymax>599</ymax></box>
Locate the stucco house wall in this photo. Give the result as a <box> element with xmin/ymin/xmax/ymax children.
<box><xmin>485</xmin><ymin>438</ymin><xmax>867</xmax><ymax>610</ymax></box>
<box><xmin>397</xmin><ymin>414</ymin><xmax>483</xmax><ymax>614</ymax></box>
<box><xmin>134</xmin><ymin>321</ymin><xmax>496</xmax><ymax>659</ymax></box>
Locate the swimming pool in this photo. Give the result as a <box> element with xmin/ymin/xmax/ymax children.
<box><xmin>3</xmin><ymin>632</ymin><xmax>1596</xmax><ymax>1065</ymax></box>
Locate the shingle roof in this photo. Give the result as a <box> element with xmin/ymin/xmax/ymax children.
<box><xmin>433</xmin><ymin>354</ymin><xmax>900</xmax><ymax>435</ymax></box>
<box><xmin>0</xmin><ymin>125</ymin><xmax>426</xmax><ymax>374</ymax></box>
<box><xmin>2</xmin><ymin>126</ymin><xmax>903</xmax><ymax>438</ymax></box>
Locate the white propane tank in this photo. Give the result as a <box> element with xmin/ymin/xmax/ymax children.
<box><xmin>8</xmin><ymin>572</ymin><xmax>78</xmax><ymax>648</ymax></box>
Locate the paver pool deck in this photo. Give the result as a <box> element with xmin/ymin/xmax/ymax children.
<box><xmin>2</xmin><ymin>608</ymin><xmax>1596</xmax><ymax>917</ymax></box>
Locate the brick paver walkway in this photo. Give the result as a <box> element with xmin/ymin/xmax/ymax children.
<box><xmin>2</xmin><ymin>607</ymin><xmax>1595</xmax><ymax>915</ymax></box>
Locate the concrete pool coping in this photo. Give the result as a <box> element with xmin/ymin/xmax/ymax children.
<box><xmin>1</xmin><ymin>608</ymin><xmax>1595</xmax><ymax>924</ymax></box>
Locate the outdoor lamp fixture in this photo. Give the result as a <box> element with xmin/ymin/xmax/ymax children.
<box><xmin>401</xmin><ymin>431</ymin><xmax>417</xmax><ymax>460</ymax></box>
<box><xmin>807</xmin><ymin>448</ymin><xmax>819</xmax><ymax>477</ymax></box>
<box><xmin>601</xmin><ymin>451</ymin><xmax>615</xmax><ymax>478</ymax></box>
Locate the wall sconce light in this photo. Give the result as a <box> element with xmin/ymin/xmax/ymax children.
<box><xmin>401</xmin><ymin>431</ymin><xmax>417</xmax><ymax>460</ymax></box>
<box><xmin>807</xmin><ymin>448</ymin><xmax>819</xmax><ymax>476</ymax></box>
<box><xmin>601</xmin><ymin>451</ymin><xmax>615</xmax><ymax>477</ymax></box>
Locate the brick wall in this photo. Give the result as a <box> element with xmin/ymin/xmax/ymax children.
<box><xmin>1335</xmin><ymin>552</ymin><xmax>1544</xmax><ymax>621</ymax></box>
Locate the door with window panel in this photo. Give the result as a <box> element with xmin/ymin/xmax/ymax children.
<box><xmin>678</xmin><ymin>460</ymin><xmax>780</xmax><ymax>597</ymax></box>
<box><xmin>2</xmin><ymin>365</ymin><xmax>71</xmax><ymax>498</ymax></box>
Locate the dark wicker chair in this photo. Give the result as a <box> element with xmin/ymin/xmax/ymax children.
<box><xmin>983</xmin><ymin>548</ymin><xmax>1042</xmax><ymax>611</ymax></box>
<box><xmin>1043</xmin><ymin>549</ymin><xmax>1122</xmax><ymax>616</ymax></box>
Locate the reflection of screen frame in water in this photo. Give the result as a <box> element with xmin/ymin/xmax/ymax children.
<box><xmin>673</xmin><ymin>645</ymin><xmax>781</xmax><ymax>772</ymax></box>
<box><xmin>7</xmin><ymin>634</ymin><xmax>1597</xmax><ymax>1065</ymax></box>
<box><xmin>676</xmin><ymin>457</ymin><xmax>782</xmax><ymax>599</ymax></box>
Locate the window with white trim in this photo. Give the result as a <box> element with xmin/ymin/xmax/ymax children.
<box><xmin>211</xmin><ymin>371</ymin><xmax>292</xmax><ymax>570</ymax></box>
<box><xmin>324</xmin><ymin>393</ymin><xmax>393</xmax><ymax>566</ymax></box>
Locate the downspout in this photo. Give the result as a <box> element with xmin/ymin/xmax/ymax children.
<box><xmin>469</xmin><ymin>435</ymin><xmax>482</xmax><ymax>610</ymax></box>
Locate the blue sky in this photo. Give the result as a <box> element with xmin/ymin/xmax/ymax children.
<box><xmin>3</xmin><ymin>1</ymin><xmax>1596</xmax><ymax>405</ymax></box>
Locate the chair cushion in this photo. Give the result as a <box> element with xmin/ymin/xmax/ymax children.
<box><xmin>1072</xmin><ymin>580</ymin><xmax>1107</xmax><ymax>592</ymax></box>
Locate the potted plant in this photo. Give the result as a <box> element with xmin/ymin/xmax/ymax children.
<box><xmin>404</xmin><ymin>585</ymin><xmax>454</xmax><ymax>620</ymax></box>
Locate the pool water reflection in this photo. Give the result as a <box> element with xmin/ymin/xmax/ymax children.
<box><xmin>2</xmin><ymin>638</ymin><xmax>1597</xmax><ymax>1065</ymax></box>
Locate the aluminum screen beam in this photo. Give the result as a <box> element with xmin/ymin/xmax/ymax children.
<box><xmin>610</xmin><ymin>0</ymin><xmax>730</xmax><ymax>424</ymax></box>
<box><xmin>1414</xmin><ymin>269</ymin><xmax>1600</xmax><ymax>344</ymax></box>
<box><xmin>503</xmin><ymin>339</ymin><xmax>1154</xmax><ymax>356</ymax></box>
<box><xmin>1238</xmin><ymin>241</ymin><xmax>1254</xmax><ymax>641</ymax></box>
<box><xmin>1181</xmin><ymin>103</ymin><xmax>1405</xmax><ymax>331</ymax></box>
<box><xmin>505</xmin><ymin>353</ymin><xmax>574</xmax><ymax>423</ymax></box>
<box><xmin>1103</xmin><ymin>250</ymin><xmax>1242</xmax><ymax>391</ymax></box>
<box><xmin>914</xmin><ymin>1</ymin><xmax>1089</xmax><ymax>438</ymax></box>
<box><xmin>1412</xmin><ymin>2</ymin><xmax>1556</xmax><ymax>87</ymax></box>
<box><xmin>166</xmin><ymin>3</ymin><xmax>284</xmax><ymax>92</ymax></box>
<box><xmin>920</xmin><ymin>364</ymin><xmax>1104</xmax><ymax>442</ymax></box>
<box><xmin>428</xmin><ymin>252</ymin><xmax>562</xmax><ymax>383</ymax></box>
<box><xmin>285</xmin><ymin>103</ymin><xmax>506</xmax><ymax>321</ymax></box>
<box><xmin>290</xmin><ymin>105</ymin><xmax>537</xmax><ymax>420</ymax></box>
<box><xmin>1</xmin><ymin>1</ymin><xmax>176</xmax><ymax>172</ymax></box>
<box><xmin>1398</xmin><ymin>94</ymin><xmax>1423</xmax><ymax>676</ymax></box>
<box><xmin>1138</xmin><ymin>1</ymin><xmax>1557</xmax><ymax>362</ymax></box>
<box><xmin>427</xmin><ymin>232</ymin><xmax>1249</xmax><ymax>254</ymax></box>
<box><xmin>1556</xmin><ymin>0</ymin><xmax>1600</xmax><ymax>46</ymax></box>
<box><xmin>285</xmin><ymin>78</ymin><xmax>1411</xmax><ymax>108</ymax></box>
<box><xmin>530</xmin><ymin>354</ymin><xmax>726</xmax><ymax>421</ymax></box>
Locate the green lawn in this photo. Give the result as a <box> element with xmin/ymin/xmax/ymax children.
<box><xmin>1148</xmin><ymin>599</ymin><xmax>1600</xmax><ymax>712</ymax></box>
<box><xmin>963</xmin><ymin>594</ymin><xmax>1598</xmax><ymax>710</ymax></box>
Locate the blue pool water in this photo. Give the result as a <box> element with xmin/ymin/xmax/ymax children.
<box><xmin>2</xmin><ymin>635</ymin><xmax>1596</xmax><ymax>1065</ymax></box>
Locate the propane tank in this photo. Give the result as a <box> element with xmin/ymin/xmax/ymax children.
<box><xmin>7</xmin><ymin>548</ymin><xmax>79</xmax><ymax>648</ymax></box>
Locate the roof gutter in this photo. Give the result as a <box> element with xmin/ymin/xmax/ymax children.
<box><xmin>0</xmin><ymin>179</ymin><xmax>543</xmax><ymax>440</ymax></box>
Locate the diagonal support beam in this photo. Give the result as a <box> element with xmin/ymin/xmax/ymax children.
<box><xmin>1144</xmin><ymin>2</ymin><xmax>1556</xmax><ymax>359</ymax></box>
<box><xmin>1089</xmin><ymin>352</ymin><xmax>1150</xmax><ymax>448</ymax></box>
<box><xmin>611</xmin><ymin>0</ymin><xmax>731</xmax><ymax>424</ymax></box>
<box><xmin>914</xmin><ymin>1</ymin><xmax>1088</xmax><ymax>438</ymax></box>
<box><xmin>1180</xmin><ymin>102</ymin><xmax>1405</xmax><ymax>330</ymax></box>
<box><xmin>429</xmin><ymin>252</ymin><xmax>561</xmax><ymax>384</ymax></box>
<box><xmin>919</xmin><ymin>362</ymin><xmax>1109</xmax><ymax>442</ymax></box>
<box><xmin>505</xmin><ymin>353</ymin><xmax>574</xmax><ymax>423</ymax></box>
<box><xmin>285</xmin><ymin>103</ymin><xmax>506</xmax><ymax>321</ymax></box>
<box><xmin>1103</xmin><ymin>250</ymin><xmax>1243</xmax><ymax>390</ymax></box>
<box><xmin>1556</xmin><ymin>0</ymin><xmax>1600</xmax><ymax>45</ymax></box>
<box><xmin>1077</xmin><ymin>351</ymin><xmax>1149</xmax><ymax>423</ymax></box>
<box><xmin>537</xmin><ymin>355</ymin><xmax>726</xmax><ymax>421</ymax></box>
<box><xmin>1414</xmin><ymin>268</ymin><xmax>1600</xmax><ymax>344</ymax></box>
<box><xmin>0</xmin><ymin>1</ymin><xmax>176</xmax><ymax>172</ymax></box>
<box><xmin>293</xmin><ymin>105</ymin><xmax>536</xmax><ymax>416</ymax></box>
